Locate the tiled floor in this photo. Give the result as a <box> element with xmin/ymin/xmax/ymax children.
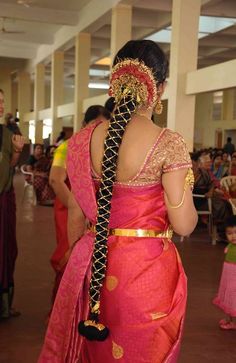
<box><xmin>0</xmin><ymin>174</ymin><xmax>236</xmax><ymax>363</ymax></box>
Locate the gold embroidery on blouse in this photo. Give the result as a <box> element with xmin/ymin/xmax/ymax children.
<box><xmin>129</xmin><ymin>129</ymin><xmax>192</xmax><ymax>186</ymax></box>
<box><xmin>112</xmin><ymin>341</ymin><xmax>124</xmax><ymax>359</ymax></box>
<box><xmin>106</xmin><ymin>275</ymin><xmax>119</xmax><ymax>291</ymax></box>
<box><xmin>92</xmin><ymin>129</ymin><xmax>192</xmax><ymax>187</ymax></box>
<box><xmin>151</xmin><ymin>312</ymin><xmax>168</xmax><ymax>320</ymax></box>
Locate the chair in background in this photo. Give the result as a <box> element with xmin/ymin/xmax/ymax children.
<box><xmin>181</xmin><ymin>193</ymin><xmax>216</xmax><ymax>245</ymax></box>
<box><xmin>20</xmin><ymin>165</ymin><xmax>37</xmax><ymax>205</ymax></box>
<box><xmin>220</xmin><ymin>176</ymin><xmax>236</xmax><ymax>215</ymax></box>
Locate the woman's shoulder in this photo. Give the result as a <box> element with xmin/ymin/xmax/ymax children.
<box><xmin>156</xmin><ymin>129</ymin><xmax>191</xmax><ymax>172</ymax></box>
<box><xmin>157</xmin><ymin>128</ymin><xmax>188</xmax><ymax>152</ymax></box>
<box><xmin>69</xmin><ymin>120</ymin><xmax>106</xmax><ymax>144</ymax></box>
<box><xmin>162</xmin><ymin>128</ymin><xmax>186</xmax><ymax>142</ymax></box>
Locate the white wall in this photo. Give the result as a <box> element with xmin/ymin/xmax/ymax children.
<box><xmin>194</xmin><ymin>88</ymin><xmax>236</xmax><ymax>149</ymax></box>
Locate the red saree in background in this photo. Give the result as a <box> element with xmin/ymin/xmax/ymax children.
<box><xmin>38</xmin><ymin>122</ymin><xmax>191</xmax><ymax>363</ymax></box>
<box><xmin>50</xmin><ymin>191</ymin><xmax>70</xmax><ymax>302</ymax></box>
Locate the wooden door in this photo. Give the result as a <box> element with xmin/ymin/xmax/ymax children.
<box><xmin>215</xmin><ymin>129</ymin><xmax>223</xmax><ymax>148</ymax></box>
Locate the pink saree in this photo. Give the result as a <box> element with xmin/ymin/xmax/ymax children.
<box><xmin>38</xmin><ymin>122</ymin><xmax>189</xmax><ymax>363</ymax></box>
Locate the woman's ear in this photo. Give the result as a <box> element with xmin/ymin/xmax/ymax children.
<box><xmin>157</xmin><ymin>81</ymin><xmax>167</xmax><ymax>97</ymax></box>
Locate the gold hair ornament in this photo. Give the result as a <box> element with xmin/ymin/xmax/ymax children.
<box><xmin>109</xmin><ymin>58</ymin><xmax>158</xmax><ymax>108</ymax></box>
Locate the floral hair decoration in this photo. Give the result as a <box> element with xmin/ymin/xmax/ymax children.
<box><xmin>109</xmin><ymin>58</ymin><xmax>158</xmax><ymax>108</ymax></box>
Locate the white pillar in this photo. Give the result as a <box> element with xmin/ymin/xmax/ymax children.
<box><xmin>110</xmin><ymin>4</ymin><xmax>132</xmax><ymax>62</ymax></box>
<box><xmin>195</xmin><ymin>93</ymin><xmax>213</xmax><ymax>149</ymax></box>
<box><xmin>18</xmin><ymin>72</ymin><xmax>31</xmax><ymax>138</ymax></box>
<box><xmin>74</xmin><ymin>32</ymin><xmax>91</xmax><ymax>132</ymax></box>
<box><xmin>0</xmin><ymin>67</ymin><xmax>12</xmax><ymax>118</ymax></box>
<box><xmin>11</xmin><ymin>82</ymin><xmax>18</xmax><ymax>119</ymax></box>
<box><xmin>34</xmin><ymin>63</ymin><xmax>45</xmax><ymax>143</ymax></box>
<box><xmin>51</xmin><ymin>51</ymin><xmax>64</xmax><ymax>142</ymax></box>
<box><xmin>223</xmin><ymin>89</ymin><xmax>234</xmax><ymax>121</ymax></box>
<box><xmin>167</xmin><ymin>0</ymin><xmax>201</xmax><ymax>151</ymax></box>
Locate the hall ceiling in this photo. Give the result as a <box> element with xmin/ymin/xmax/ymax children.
<box><xmin>0</xmin><ymin>0</ymin><xmax>235</xmax><ymax>85</ymax></box>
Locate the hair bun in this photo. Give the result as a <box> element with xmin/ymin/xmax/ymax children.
<box><xmin>109</xmin><ymin>58</ymin><xmax>158</xmax><ymax>108</ymax></box>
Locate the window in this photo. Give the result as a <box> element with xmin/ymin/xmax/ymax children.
<box><xmin>212</xmin><ymin>91</ymin><xmax>223</xmax><ymax>121</ymax></box>
<box><xmin>29</xmin><ymin>120</ymin><xmax>35</xmax><ymax>144</ymax></box>
<box><xmin>43</xmin><ymin>119</ymin><xmax>52</xmax><ymax>140</ymax></box>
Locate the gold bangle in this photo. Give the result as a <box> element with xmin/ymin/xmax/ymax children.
<box><xmin>167</xmin><ymin>169</ymin><xmax>194</xmax><ymax>209</ymax></box>
<box><xmin>14</xmin><ymin>148</ymin><xmax>22</xmax><ymax>153</ymax></box>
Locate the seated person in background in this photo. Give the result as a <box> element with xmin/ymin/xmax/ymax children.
<box><xmin>192</xmin><ymin>153</ymin><xmax>232</xmax><ymax>238</ymax></box>
<box><xmin>26</xmin><ymin>143</ymin><xmax>44</xmax><ymax>172</ymax></box>
<box><xmin>222</xmin><ymin>152</ymin><xmax>230</xmax><ymax>177</ymax></box>
<box><xmin>229</xmin><ymin>182</ymin><xmax>236</xmax><ymax>199</ymax></box>
<box><xmin>33</xmin><ymin>146</ymin><xmax>55</xmax><ymax>204</ymax></box>
<box><xmin>228</xmin><ymin>183</ymin><xmax>236</xmax><ymax>215</ymax></box>
<box><xmin>211</xmin><ymin>153</ymin><xmax>225</xmax><ymax>180</ymax></box>
<box><xmin>230</xmin><ymin>152</ymin><xmax>236</xmax><ymax>176</ymax></box>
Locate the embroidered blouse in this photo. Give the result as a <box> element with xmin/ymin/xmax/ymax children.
<box><xmin>114</xmin><ymin>128</ymin><xmax>192</xmax><ymax>186</ymax></box>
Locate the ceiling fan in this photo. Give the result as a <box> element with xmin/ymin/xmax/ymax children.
<box><xmin>17</xmin><ymin>0</ymin><xmax>35</xmax><ymax>8</ymax></box>
<box><xmin>0</xmin><ymin>18</ymin><xmax>25</xmax><ymax>35</ymax></box>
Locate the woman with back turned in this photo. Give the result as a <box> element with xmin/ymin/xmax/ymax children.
<box><xmin>38</xmin><ymin>40</ymin><xmax>197</xmax><ymax>363</ymax></box>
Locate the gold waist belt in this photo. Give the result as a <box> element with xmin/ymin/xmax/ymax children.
<box><xmin>89</xmin><ymin>225</ymin><xmax>173</xmax><ymax>239</ymax></box>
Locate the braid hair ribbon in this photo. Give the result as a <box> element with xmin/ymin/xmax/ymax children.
<box><xmin>78</xmin><ymin>59</ymin><xmax>158</xmax><ymax>341</ymax></box>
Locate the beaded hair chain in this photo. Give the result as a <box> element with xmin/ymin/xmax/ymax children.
<box><xmin>78</xmin><ymin>59</ymin><xmax>158</xmax><ymax>341</ymax></box>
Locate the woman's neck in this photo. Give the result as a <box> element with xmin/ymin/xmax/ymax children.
<box><xmin>134</xmin><ymin>107</ymin><xmax>153</xmax><ymax>120</ymax></box>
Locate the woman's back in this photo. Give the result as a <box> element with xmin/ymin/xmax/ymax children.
<box><xmin>75</xmin><ymin>119</ymin><xmax>191</xmax><ymax>231</ymax></box>
<box><xmin>90</xmin><ymin>116</ymin><xmax>163</xmax><ymax>183</ymax></box>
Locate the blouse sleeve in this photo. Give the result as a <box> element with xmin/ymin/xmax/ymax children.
<box><xmin>52</xmin><ymin>140</ymin><xmax>68</xmax><ymax>169</ymax></box>
<box><xmin>162</xmin><ymin>131</ymin><xmax>192</xmax><ymax>173</ymax></box>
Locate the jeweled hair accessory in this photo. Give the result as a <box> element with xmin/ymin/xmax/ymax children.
<box><xmin>109</xmin><ymin>58</ymin><xmax>158</xmax><ymax>108</ymax></box>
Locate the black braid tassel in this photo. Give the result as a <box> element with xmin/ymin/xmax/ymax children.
<box><xmin>78</xmin><ymin>314</ymin><xmax>109</xmax><ymax>341</ymax></box>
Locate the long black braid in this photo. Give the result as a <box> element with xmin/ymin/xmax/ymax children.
<box><xmin>78</xmin><ymin>93</ymin><xmax>137</xmax><ymax>341</ymax></box>
<box><xmin>78</xmin><ymin>39</ymin><xmax>168</xmax><ymax>342</ymax></box>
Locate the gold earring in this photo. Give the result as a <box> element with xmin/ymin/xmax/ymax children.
<box><xmin>155</xmin><ymin>99</ymin><xmax>163</xmax><ymax>115</ymax></box>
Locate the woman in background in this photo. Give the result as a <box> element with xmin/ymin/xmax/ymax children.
<box><xmin>192</xmin><ymin>152</ymin><xmax>232</xmax><ymax>239</ymax></box>
<box><xmin>49</xmin><ymin>105</ymin><xmax>110</xmax><ymax>303</ymax></box>
<box><xmin>26</xmin><ymin>143</ymin><xmax>44</xmax><ymax>172</ymax></box>
<box><xmin>221</xmin><ymin>152</ymin><xmax>230</xmax><ymax>177</ymax></box>
<box><xmin>229</xmin><ymin>152</ymin><xmax>236</xmax><ymax>176</ymax></box>
<box><xmin>211</xmin><ymin>153</ymin><xmax>224</xmax><ymax>180</ymax></box>
<box><xmin>33</xmin><ymin>146</ymin><xmax>55</xmax><ymax>204</ymax></box>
